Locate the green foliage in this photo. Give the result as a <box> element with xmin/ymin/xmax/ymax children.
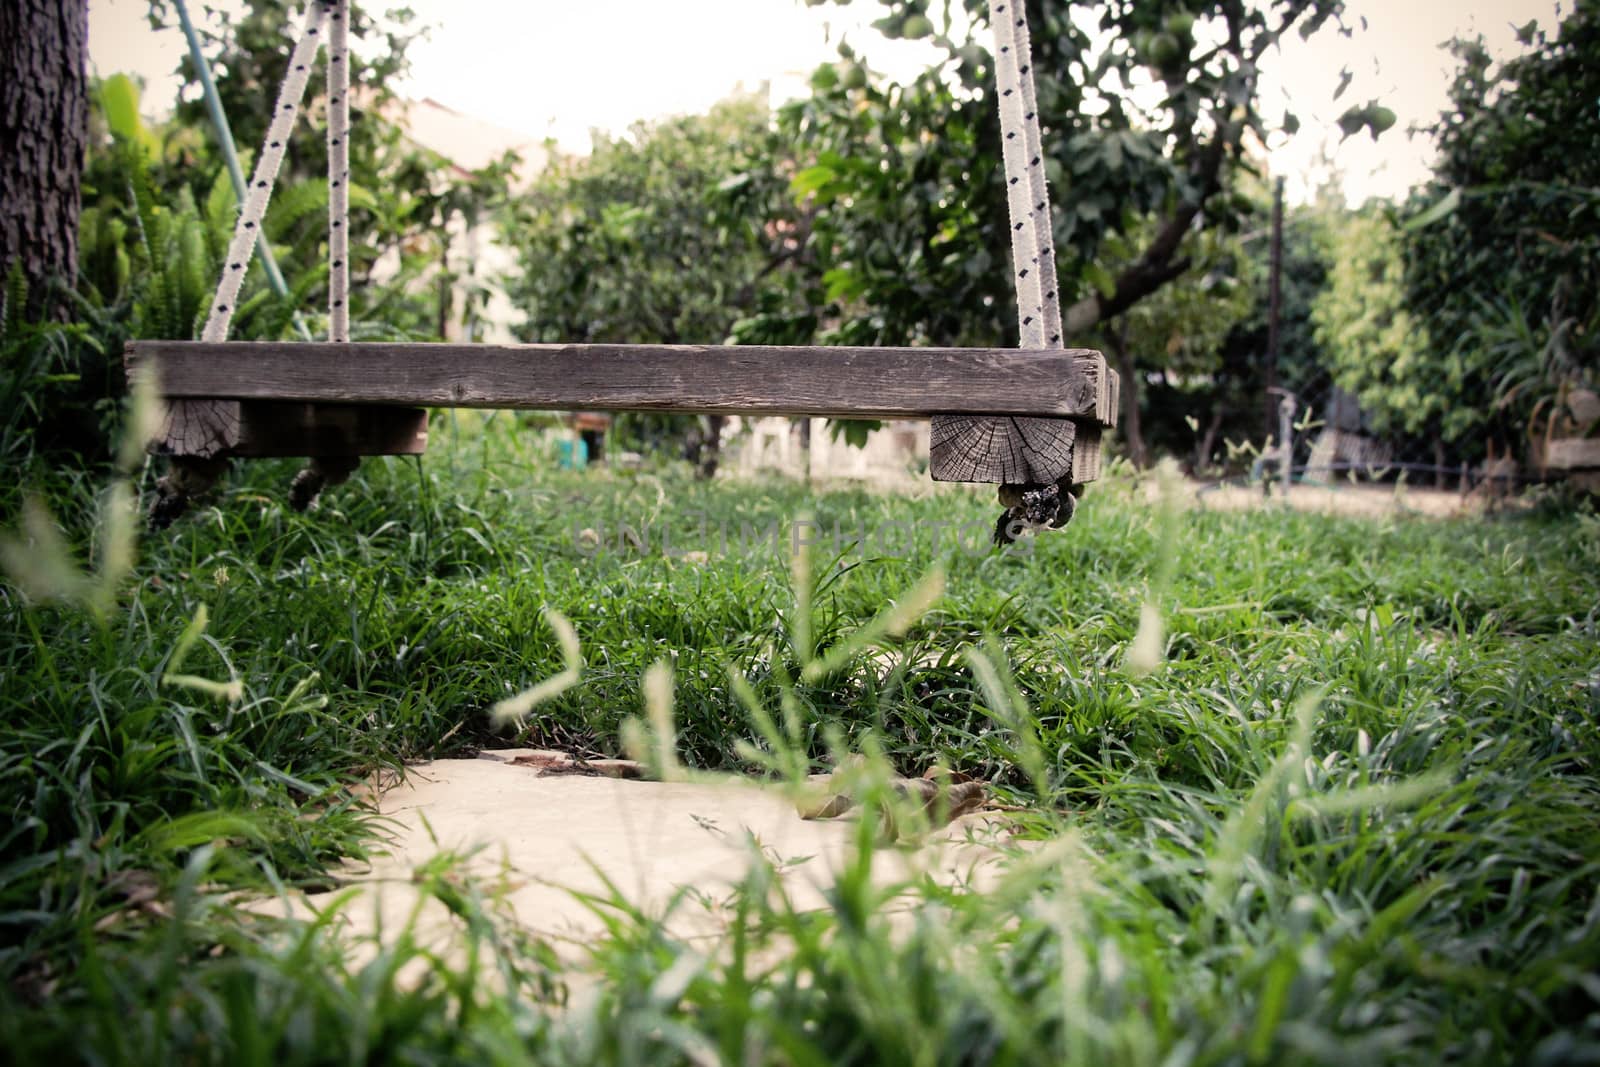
<box><xmin>708</xmin><ymin>0</ymin><xmax>1364</xmax><ymax>465</ymax></box>
<box><xmin>1254</xmin><ymin>207</ymin><xmax>1335</xmax><ymax>398</ymax></box>
<box><xmin>47</xmin><ymin>72</ymin><xmax>338</xmax><ymax>459</ymax></box>
<box><xmin>1115</xmin><ymin>245</ymin><xmax>1252</xmax><ymax>379</ymax></box>
<box><xmin>82</xmin><ymin>129</ymin><xmax>215</xmax><ymax>342</ymax></box>
<box><xmin>498</xmin><ymin>2</ymin><xmax>1363</xmax><ymax>461</ymax></box>
<box><xmin>8</xmin><ymin>4</ymin><xmax>518</xmax><ymax>465</ymax></box>
<box><xmin>507</xmin><ymin>95</ymin><xmax>787</xmax><ymax>347</ymax></box>
<box><xmin>157</xmin><ymin>0</ymin><xmax>420</xmax><ymax>190</ymax></box>
<box><xmin>1193</xmin><ymin>200</ymin><xmax>1333</xmax><ymax>470</ymax></box>
<box><xmin>1335</xmin><ymin>100</ymin><xmax>1397</xmax><ymax>141</ymax></box>
<box><xmin>1398</xmin><ymin>4</ymin><xmax>1600</xmax><ymax>454</ymax></box>
<box><xmin>147</xmin><ymin>0</ymin><xmax>518</xmax><ymax>342</ymax></box>
<box><xmin>1312</xmin><ymin>210</ymin><xmax>1440</xmax><ymax>438</ymax></box>
<box><xmin>748</xmin><ymin>53</ymin><xmax>1015</xmax><ymax>350</ymax></box>
<box><xmin>1099</xmin><ymin>221</ymin><xmax>1255</xmax><ymax>464</ymax></box>
<box><xmin>0</xmin><ymin>266</ymin><xmax>101</xmax><ymax>462</ymax></box>
<box><xmin>506</xmin><ymin>95</ymin><xmax>803</xmax><ymax>456</ymax></box>
<box><xmin>5</xmin><ymin>3</ymin><xmax>1600</xmax><ymax>1053</ymax></box>
<box><xmin>0</xmin><ymin>70</ymin><xmax>237</xmax><ymax>464</ymax></box>
<box><xmin>743</xmin><ymin>0</ymin><xmax>1357</xmax><ymax>357</ymax></box>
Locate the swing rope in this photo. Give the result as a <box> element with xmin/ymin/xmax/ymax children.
<box><xmin>202</xmin><ymin>1</ymin><xmax>328</xmax><ymax>342</ymax></box>
<box><xmin>327</xmin><ymin>0</ymin><xmax>351</xmax><ymax>343</ymax></box>
<box><xmin>172</xmin><ymin>0</ymin><xmax>312</xmax><ymax>340</ymax></box>
<box><xmin>926</xmin><ymin>0</ymin><xmax>1078</xmax><ymax>538</ymax></box>
<box><xmin>186</xmin><ymin>1</ymin><xmax>354</xmax><ymax>512</ymax></box>
<box><xmin>201</xmin><ymin>0</ymin><xmax>349</xmax><ymax>347</ymax></box>
<box><xmin>987</xmin><ymin>0</ymin><xmax>1063</xmax><ymax>350</ymax></box>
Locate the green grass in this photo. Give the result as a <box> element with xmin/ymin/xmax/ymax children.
<box><xmin>2</xmin><ymin>416</ymin><xmax>1598</xmax><ymax>1064</ymax></box>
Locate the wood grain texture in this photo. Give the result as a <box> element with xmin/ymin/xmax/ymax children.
<box><xmin>925</xmin><ymin>352</ymin><xmax>1105</xmax><ymax>483</ymax></box>
<box><xmin>153</xmin><ymin>399</ymin><xmax>242</xmax><ymax>459</ymax></box>
<box><xmin>125</xmin><ymin>341</ymin><xmax>1114</xmax><ymax>421</ymax></box>
<box><xmin>929</xmin><ymin>415</ymin><xmax>1076</xmax><ymax>484</ymax></box>
<box><xmin>1071</xmin><ymin>425</ymin><xmax>1103</xmax><ymax>483</ymax></box>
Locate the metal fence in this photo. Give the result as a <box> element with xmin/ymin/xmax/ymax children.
<box><xmin>1234</xmin><ymin>370</ymin><xmax>1527</xmax><ymax>497</ymax></box>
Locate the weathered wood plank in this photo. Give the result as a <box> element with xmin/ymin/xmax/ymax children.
<box><xmin>125</xmin><ymin>341</ymin><xmax>1113</xmax><ymax>421</ymax></box>
<box><xmin>1071</xmin><ymin>425</ymin><xmax>1103</xmax><ymax>483</ymax></box>
<box><xmin>926</xmin><ymin>367</ymin><xmax>1118</xmax><ymax>483</ymax></box>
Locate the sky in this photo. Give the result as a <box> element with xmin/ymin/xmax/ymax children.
<box><xmin>87</xmin><ymin>0</ymin><xmax>1561</xmax><ymax>206</ymax></box>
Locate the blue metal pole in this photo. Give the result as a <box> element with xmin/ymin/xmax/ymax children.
<box><xmin>173</xmin><ymin>0</ymin><xmax>313</xmax><ymax>341</ymax></box>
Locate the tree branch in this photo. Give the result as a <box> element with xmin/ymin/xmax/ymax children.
<box><xmin>733</xmin><ymin>203</ymin><xmax>816</xmax><ymax>308</ymax></box>
<box><xmin>1063</xmin><ymin>129</ymin><xmax>1228</xmax><ymax>334</ymax></box>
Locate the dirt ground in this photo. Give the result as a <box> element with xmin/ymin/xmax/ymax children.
<box><xmin>251</xmin><ymin>752</ymin><xmax>1019</xmax><ymax>978</ymax></box>
<box><xmin>728</xmin><ymin>437</ymin><xmax>1500</xmax><ymax>521</ymax></box>
<box><xmin>773</xmin><ymin>468</ymin><xmax>1498</xmax><ymax>522</ymax></box>
<box><xmin>1193</xmin><ymin>481</ymin><xmax>1490</xmax><ymax>520</ymax></box>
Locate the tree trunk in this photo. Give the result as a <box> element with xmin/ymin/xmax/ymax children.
<box><xmin>698</xmin><ymin>414</ymin><xmax>725</xmax><ymax>480</ymax></box>
<box><xmin>1195</xmin><ymin>407</ymin><xmax>1223</xmax><ymax>475</ymax></box>
<box><xmin>1106</xmin><ymin>321</ymin><xmax>1146</xmax><ymax>468</ymax></box>
<box><xmin>0</xmin><ymin>0</ymin><xmax>89</xmax><ymax>311</ymax></box>
<box><xmin>796</xmin><ymin>417</ymin><xmax>811</xmax><ymax>484</ymax></box>
<box><xmin>435</xmin><ymin>267</ymin><xmax>452</xmax><ymax>340</ymax></box>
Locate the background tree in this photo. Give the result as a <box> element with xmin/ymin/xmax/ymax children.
<box><xmin>494</xmin><ymin>2</ymin><xmax>1371</xmax><ymax>467</ymax></box>
<box><xmin>1396</xmin><ymin>4</ymin><xmax>1599</xmax><ymax>459</ymax></box>
<box><xmin>1199</xmin><ymin>201</ymin><xmax>1331</xmax><ymax>472</ymax></box>
<box><xmin>505</xmin><ymin>94</ymin><xmax>805</xmax><ymax>466</ymax></box>
<box><xmin>508</xmin><ymin>95</ymin><xmax>791</xmax><ymax>347</ymax></box>
<box><xmin>739</xmin><ymin>0</ymin><xmax>1365</xmax><ymax>359</ymax></box>
<box><xmin>1097</xmin><ymin>221</ymin><xmax>1252</xmax><ymax>466</ymax></box>
<box><xmin>1</xmin><ymin>0</ymin><xmax>89</xmax><ymax>311</ymax></box>
<box><xmin>1310</xmin><ymin>208</ymin><xmax>1437</xmax><ymax>440</ymax></box>
<box><xmin>707</xmin><ymin>0</ymin><xmax>1382</xmax><ymax>471</ymax></box>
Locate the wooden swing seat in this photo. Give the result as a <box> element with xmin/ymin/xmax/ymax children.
<box><xmin>126</xmin><ymin>340</ymin><xmax>1119</xmax><ymax>485</ymax></box>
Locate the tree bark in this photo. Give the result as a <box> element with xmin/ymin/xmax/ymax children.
<box><xmin>1195</xmin><ymin>407</ymin><xmax>1223</xmax><ymax>475</ymax></box>
<box><xmin>0</xmin><ymin>0</ymin><xmax>89</xmax><ymax>310</ymax></box>
<box><xmin>1105</xmin><ymin>320</ymin><xmax>1146</xmax><ymax>468</ymax></box>
<box><xmin>698</xmin><ymin>414</ymin><xmax>725</xmax><ymax>480</ymax></box>
<box><xmin>796</xmin><ymin>416</ymin><xmax>811</xmax><ymax>484</ymax></box>
<box><xmin>1061</xmin><ymin>132</ymin><xmax>1229</xmax><ymax>335</ymax></box>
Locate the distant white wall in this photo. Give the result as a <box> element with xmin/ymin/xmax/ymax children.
<box><xmin>446</xmin><ymin>215</ymin><xmax>522</xmax><ymax>343</ymax></box>
<box><xmin>382</xmin><ymin>97</ymin><xmax>548</xmax><ymax>342</ymax></box>
<box><xmin>733</xmin><ymin>417</ymin><xmax>929</xmax><ymax>487</ymax></box>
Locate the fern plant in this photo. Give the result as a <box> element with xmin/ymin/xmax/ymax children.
<box><xmin>0</xmin><ymin>266</ymin><xmax>100</xmax><ymax>463</ymax></box>
<box><xmin>84</xmin><ymin>74</ymin><xmax>320</xmax><ymax>344</ymax></box>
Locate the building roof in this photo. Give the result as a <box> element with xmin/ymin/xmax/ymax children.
<box><xmin>388</xmin><ymin>96</ymin><xmax>550</xmax><ymax>186</ymax></box>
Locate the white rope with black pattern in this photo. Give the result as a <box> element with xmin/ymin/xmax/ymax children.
<box><xmin>203</xmin><ymin>1</ymin><xmax>349</xmax><ymax>343</ymax></box>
